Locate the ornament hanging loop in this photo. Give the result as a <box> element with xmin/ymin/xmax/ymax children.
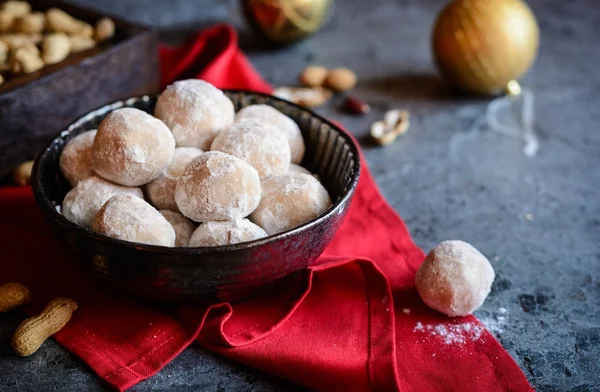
<box><xmin>486</xmin><ymin>80</ymin><xmax>538</xmax><ymax>157</ymax></box>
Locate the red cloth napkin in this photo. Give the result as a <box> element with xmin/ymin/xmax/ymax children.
<box><xmin>0</xmin><ymin>24</ymin><xmax>534</xmax><ymax>392</ymax></box>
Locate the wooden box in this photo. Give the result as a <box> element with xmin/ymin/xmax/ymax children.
<box><xmin>0</xmin><ymin>1</ymin><xmax>159</xmax><ymax>177</ymax></box>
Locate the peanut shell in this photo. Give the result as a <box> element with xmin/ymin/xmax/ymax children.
<box><xmin>299</xmin><ymin>65</ymin><xmax>328</xmax><ymax>87</ymax></box>
<box><xmin>324</xmin><ymin>67</ymin><xmax>357</xmax><ymax>92</ymax></box>
<box><xmin>12</xmin><ymin>297</ymin><xmax>78</xmax><ymax>356</ymax></box>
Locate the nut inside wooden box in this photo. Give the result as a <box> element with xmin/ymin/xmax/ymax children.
<box><xmin>0</xmin><ymin>0</ymin><xmax>159</xmax><ymax>177</ymax></box>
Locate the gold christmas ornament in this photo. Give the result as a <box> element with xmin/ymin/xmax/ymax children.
<box><xmin>432</xmin><ymin>0</ymin><xmax>539</xmax><ymax>95</ymax></box>
<box><xmin>242</xmin><ymin>0</ymin><xmax>332</xmax><ymax>44</ymax></box>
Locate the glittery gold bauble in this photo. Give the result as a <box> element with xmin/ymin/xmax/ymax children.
<box><xmin>432</xmin><ymin>0</ymin><xmax>539</xmax><ymax>95</ymax></box>
<box><xmin>242</xmin><ymin>0</ymin><xmax>331</xmax><ymax>44</ymax></box>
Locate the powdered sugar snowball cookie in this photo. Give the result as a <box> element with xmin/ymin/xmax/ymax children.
<box><xmin>146</xmin><ymin>147</ymin><xmax>203</xmax><ymax>210</ymax></box>
<box><xmin>289</xmin><ymin>163</ymin><xmax>311</xmax><ymax>175</ymax></box>
<box><xmin>415</xmin><ymin>240</ymin><xmax>496</xmax><ymax>317</ymax></box>
<box><xmin>159</xmin><ymin>210</ymin><xmax>195</xmax><ymax>247</ymax></box>
<box><xmin>210</xmin><ymin>119</ymin><xmax>290</xmax><ymax>179</ymax></box>
<box><xmin>175</xmin><ymin>151</ymin><xmax>261</xmax><ymax>222</ymax></box>
<box><xmin>59</xmin><ymin>130</ymin><xmax>97</xmax><ymax>186</ymax></box>
<box><xmin>154</xmin><ymin>79</ymin><xmax>235</xmax><ymax>150</ymax></box>
<box><xmin>93</xmin><ymin>194</ymin><xmax>175</xmax><ymax>247</ymax></box>
<box><xmin>92</xmin><ymin>108</ymin><xmax>175</xmax><ymax>186</ymax></box>
<box><xmin>250</xmin><ymin>172</ymin><xmax>332</xmax><ymax>235</ymax></box>
<box><xmin>61</xmin><ymin>176</ymin><xmax>143</xmax><ymax>228</ymax></box>
<box><xmin>235</xmin><ymin>104</ymin><xmax>305</xmax><ymax>164</ymax></box>
<box><xmin>189</xmin><ymin>219</ymin><xmax>268</xmax><ymax>247</ymax></box>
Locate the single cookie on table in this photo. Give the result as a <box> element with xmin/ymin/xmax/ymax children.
<box><xmin>210</xmin><ymin>119</ymin><xmax>290</xmax><ymax>179</ymax></box>
<box><xmin>146</xmin><ymin>147</ymin><xmax>203</xmax><ymax>211</ymax></box>
<box><xmin>154</xmin><ymin>79</ymin><xmax>235</xmax><ymax>150</ymax></box>
<box><xmin>288</xmin><ymin>163</ymin><xmax>311</xmax><ymax>175</ymax></box>
<box><xmin>61</xmin><ymin>176</ymin><xmax>143</xmax><ymax>228</ymax></box>
<box><xmin>415</xmin><ymin>240</ymin><xmax>495</xmax><ymax>317</ymax></box>
<box><xmin>92</xmin><ymin>108</ymin><xmax>175</xmax><ymax>186</ymax></box>
<box><xmin>250</xmin><ymin>172</ymin><xmax>331</xmax><ymax>235</ymax></box>
<box><xmin>235</xmin><ymin>104</ymin><xmax>305</xmax><ymax>164</ymax></box>
<box><xmin>159</xmin><ymin>210</ymin><xmax>195</xmax><ymax>247</ymax></box>
<box><xmin>175</xmin><ymin>151</ymin><xmax>261</xmax><ymax>222</ymax></box>
<box><xmin>93</xmin><ymin>194</ymin><xmax>175</xmax><ymax>247</ymax></box>
<box><xmin>189</xmin><ymin>219</ymin><xmax>267</xmax><ymax>247</ymax></box>
<box><xmin>59</xmin><ymin>129</ymin><xmax>96</xmax><ymax>186</ymax></box>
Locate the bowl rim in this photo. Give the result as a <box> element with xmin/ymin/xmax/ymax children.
<box><xmin>31</xmin><ymin>89</ymin><xmax>361</xmax><ymax>255</ymax></box>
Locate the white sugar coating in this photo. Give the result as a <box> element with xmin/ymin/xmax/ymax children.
<box><xmin>93</xmin><ymin>194</ymin><xmax>175</xmax><ymax>247</ymax></box>
<box><xmin>250</xmin><ymin>172</ymin><xmax>332</xmax><ymax>235</ymax></box>
<box><xmin>210</xmin><ymin>119</ymin><xmax>291</xmax><ymax>179</ymax></box>
<box><xmin>175</xmin><ymin>151</ymin><xmax>261</xmax><ymax>222</ymax></box>
<box><xmin>189</xmin><ymin>219</ymin><xmax>268</xmax><ymax>247</ymax></box>
<box><xmin>159</xmin><ymin>210</ymin><xmax>196</xmax><ymax>247</ymax></box>
<box><xmin>61</xmin><ymin>176</ymin><xmax>143</xmax><ymax>228</ymax></box>
<box><xmin>92</xmin><ymin>108</ymin><xmax>175</xmax><ymax>186</ymax></box>
<box><xmin>289</xmin><ymin>163</ymin><xmax>311</xmax><ymax>175</ymax></box>
<box><xmin>59</xmin><ymin>130</ymin><xmax>97</xmax><ymax>186</ymax></box>
<box><xmin>235</xmin><ymin>104</ymin><xmax>305</xmax><ymax>164</ymax></box>
<box><xmin>416</xmin><ymin>240</ymin><xmax>496</xmax><ymax>317</ymax></box>
<box><xmin>413</xmin><ymin>321</ymin><xmax>484</xmax><ymax>345</ymax></box>
<box><xmin>146</xmin><ymin>147</ymin><xmax>204</xmax><ymax>210</ymax></box>
<box><xmin>154</xmin><ymin>79</ymin><xmax>235</xmax><ymax>150</ymax></box>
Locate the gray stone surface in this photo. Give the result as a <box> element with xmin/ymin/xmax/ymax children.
<box><xmin>1</xmin><ymin>0</ymin><xmax>599</xmax><ymax>390</ymax></box>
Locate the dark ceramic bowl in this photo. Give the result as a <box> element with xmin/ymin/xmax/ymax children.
<box><xmin>31</xmin><ymin>91</ymin><xmax>360</xmax><ymax>303</ymax></box>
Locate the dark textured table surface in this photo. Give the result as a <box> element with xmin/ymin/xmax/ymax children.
<box><xmin>1</xmin><ymin>0</ymin><xmax>599</xmax><ymax>391</ymax></box>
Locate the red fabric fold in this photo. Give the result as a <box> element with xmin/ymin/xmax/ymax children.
<box><xmin>0</xmin><ymin>24</ymin><xmax>533</xmax><ymax>392</ymax></box>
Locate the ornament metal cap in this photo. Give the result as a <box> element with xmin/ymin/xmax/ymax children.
<box><xmin>506</xmin><ymin>80</ymin><xmax>522</xmax><ymax>96</ymax></box>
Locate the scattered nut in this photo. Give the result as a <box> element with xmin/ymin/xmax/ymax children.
<box><xmin>0</xmin><ymin>39</ymin><xmax>7</xmax><ymax>62</ymax></box>
<box><xmin>0</xmin><ymin>32</ymin><xmax>41</xmax><ymax>49</ymax></box>
<box><xmin>273</xmin><ymin>86</ymin><xmax>332</xmax><ymax>108</ymax></box>
<box><xmin>0</xmin><ymin>282</ymin><xmax>32</xmax><ymax>313</ymax></box>
<box><xmin>10</xmin><ymin>44</ymin><xmax>42</xmax><ymax>73</ymax></box>
<box><xmin>94</xmin><ymin>17</ymin><xmax>114</xmax><ymax>42</ymax></box>
<box><xmin>0</xmin><ymin>11</ymin><xmax>14</xmax><ymax>32</ymax></box>
<box><xmin>46</xmin><ymin>8</ymin><xmax>93</xmax><ymax>38</ymax></box>
<box><xmin>12</xmin><ymin>160</ymin><xmax>34</xmax><ymax>185</ymax></box>
<box><xmin>344</xmin><ymin>96</ymin><xmax>370</xmax><ymax>114</ymax></box>
<box><xmin>12</xmin><ymin>297</ymin><xmax>78</xmax><ymax>356</ymax></box>
<box><xmin>69</xmin><ymin>35</ymin><xmax>95</xmax><ymax>53</ymax></box>
<box><xmin>370</xmin><ymin>109</ymin><xmax>410</xmax><ymax>145</ymax></box>
<box><xmin>324</xmin><ymin>67</ymin><xmax>357</xmax><ymax>92</ymax></box>
<box><xmin>1</xmin><ymin>1</ymin><xmax>31</xmax><ymax>18</ymax></box>
<box><xmin>0</xmin><ymin>6</ymin><xmax>113</xmax><ymax>83</ymax></box>
<box><xmin>42</xmin><ymin>33</ymin><xmax>71</xmax><ymax>65</ymax></box>
<box><xmin>13</xmin><ymin>12</ymin><xmax>44</xmax><ymax>34</ymax></box>
<box><xmin>299</xmin><ymin>65</ymin><xmax>328</xmax><ymax>87</ymax></box>
<box><xmin>9</xmin><ymin>42</ymin><xmax>39</xmax><ymax>73</ymax></box>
